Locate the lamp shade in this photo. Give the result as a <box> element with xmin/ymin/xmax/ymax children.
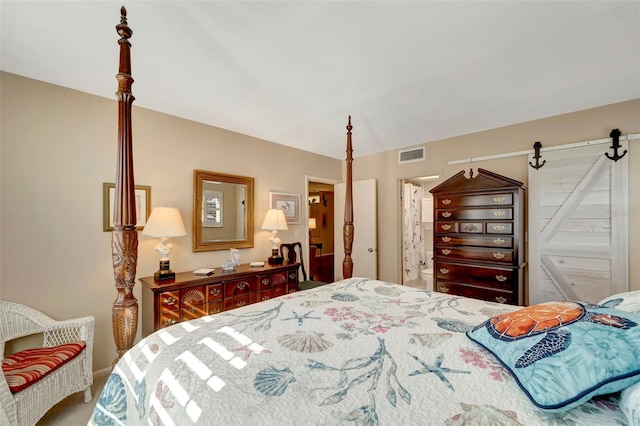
<box><xmin>308</xmin><ymin>218</ymin><xmax>317</xmax><ymax>229</ymax></box>
<box><xmin>141</xmin><ymin>207</ymin><xmax>187</xmax><ymax>237</ymax></box>
<box><xmin>261</xmin><ymin>209</ymin><xmax>288</xmax><ymax>231</ymax></box>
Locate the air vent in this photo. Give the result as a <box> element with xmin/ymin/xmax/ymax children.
<box><xmin>398</xmin><ymin>147</ymin><xmax>425</xmax><ymax>164</ymax></box>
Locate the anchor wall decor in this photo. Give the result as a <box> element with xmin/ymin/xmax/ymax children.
<box><xmin>529</xmin><ymin>141</ymin><xmax>546</xmax><ymax>170</ymax></box>
<box><xmin>605</xmin><ymin>128</ymin><xmax>627</xmax><ymax>162</ymax></box>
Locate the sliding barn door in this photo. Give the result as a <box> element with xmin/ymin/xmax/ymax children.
<box><xmin>528</xmin><ymin>141</ymin><xmax>628</xmax><ymax>305</ymax></box>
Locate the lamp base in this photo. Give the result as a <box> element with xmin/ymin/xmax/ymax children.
<box><xmin>268</xmin><ymin>248</ymin><xmax>283</xmax><ymax>265</ymax></box>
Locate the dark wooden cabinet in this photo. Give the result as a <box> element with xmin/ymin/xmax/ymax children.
<box><xmin>140</xmin><ymin>262</ymin><xmax>299</xmax><ymax>335</ymax></box>
<box><xmin>430</xmin><ymin>169</ymin><xmax>526</xmax><ymax>305</ymax></box>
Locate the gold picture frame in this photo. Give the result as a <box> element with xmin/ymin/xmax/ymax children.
<box><xmin>103</xmin><ymin>182</ymin><xmax>151</xmax><ymax>231</ymax></box>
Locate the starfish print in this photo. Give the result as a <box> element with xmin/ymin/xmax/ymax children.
<box><xmin>407</xmin><ymin>353</ymin><xmax>470</xmax><ymax>391</ymax></box>
<box><xmin>230</xmin><ymin>340</ymin><xmax>271</xmax><ymax>361</ymax></box>
<box><xmin>282</xmin><ymin>310</ymin><xmax>321</xmax><ymax>326</ymax></box>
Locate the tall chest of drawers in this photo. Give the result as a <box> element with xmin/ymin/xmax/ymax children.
<box><xmin>429</xmin><ymin>168</ymin><xmax>527</xmax><ymax>305</ymax></box>
<box><xmin>140</xmin><ymin>262</ymin><xmax>299</xmax><ymax>335</ymax></box>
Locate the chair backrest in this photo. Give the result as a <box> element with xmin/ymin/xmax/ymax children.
<box><xmin>279</xmin><ymin>242</ymin><xmax>307</xmax><ymax>281</ymax></box>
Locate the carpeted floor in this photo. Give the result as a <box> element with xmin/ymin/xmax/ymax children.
<box><xmin>37</xmin><ymin>369</ymin><xmax>109</xmax><ymax>425</ymax></box>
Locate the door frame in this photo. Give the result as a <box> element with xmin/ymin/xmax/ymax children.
<box><xmin>306</xmin><ymin>175</ymin><xmax>339</xmax><ymax>277</ymax></box>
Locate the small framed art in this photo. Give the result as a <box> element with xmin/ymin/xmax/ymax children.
<box><xmin>270</xmin><ymin>191</ymin><xmax>300</xmax><ymax>224</ymax></box>
<box><xmin>103</xmin><ymin>182</ymin><xmax>151</xmax><ymax>231</ymax></box>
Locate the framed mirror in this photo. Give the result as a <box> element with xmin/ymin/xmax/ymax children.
<box><xmin>193</xmin><ymin>170</ymin><xmax>254</xmax><ymax>252</ymax></box>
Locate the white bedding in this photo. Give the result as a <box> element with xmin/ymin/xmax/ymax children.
<box><xmin>89</xmin><ymin>278</ymin><xmax>628</xmax><ymax>425</ymax></box>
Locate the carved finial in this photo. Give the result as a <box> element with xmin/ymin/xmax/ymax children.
<box><xmin>346</xmin><ymin>115</ymin><xmax>352</xmax><ymax>132</ymax></box>
<box><xmin>469</xmin><ymin>168</ymin><xmax>474</xmax><ymax>178</ymax></box>
<box><xmin>116</xmin><ymin>6</ymin><xmax>133</xmax><ymax>40</ymax></box>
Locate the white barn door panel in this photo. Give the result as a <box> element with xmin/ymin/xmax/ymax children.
<box><xmin>528</xmin><ymin>141</ymin><xmax>628</xmax><ymax>305</ymax></box>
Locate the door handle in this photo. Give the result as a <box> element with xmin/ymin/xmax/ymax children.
<box><xmin>368</xmin><ymin>248</ymin><xmax>374</xmax><ymax>252</ymax></box>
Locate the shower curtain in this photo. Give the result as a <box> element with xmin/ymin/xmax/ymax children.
<box><xmin>402</xmin><ymin>182</ymin><xmax>424</xmax><ymax>282</ymax></box>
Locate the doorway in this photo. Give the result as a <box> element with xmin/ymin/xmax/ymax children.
<box><xmin>400</xmin><ymin>175</ymin><xmax>441</xmax><ymax>289</ymax></box>
<box><xmin>307</xmin><ymin>180</ymin><xmax>335</xmax><ymax>283</ymax></box>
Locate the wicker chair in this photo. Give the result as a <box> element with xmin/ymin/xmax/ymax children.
<box><xmin>0</xmin><ymin>302</ymin><xmax>94</xmax><ymax>426</ymax></box>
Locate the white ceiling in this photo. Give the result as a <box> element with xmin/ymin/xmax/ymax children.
<box><xmin>2</xmin><ymin>1</ymin><xmax>639</xmax><ymax>159</ymax></box>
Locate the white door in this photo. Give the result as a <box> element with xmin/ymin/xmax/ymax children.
<box><xmin>528</xmin><ymin>141</ymin><xmax>628</xmax><ymax>305</ymax></box>
<box><xmin>334</xmin><ymin>179</ymin><xmax>378</xmax><ymax>280</ymax></box>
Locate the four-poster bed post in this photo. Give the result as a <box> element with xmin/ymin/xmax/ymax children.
<box><xmin>343</xmin><ymin>116</ymin><xmax>354</xmax><ymax>279</ymax></box>
<box><xmin>111</xmin><ymin>6</ymin><xmax>139</xmax><ymax>366</ymax></box>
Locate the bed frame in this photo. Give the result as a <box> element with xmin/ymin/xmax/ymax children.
<box><xmin>109</xmin><ymin>7</ymin><xmax>354</xmax><ymax>363</ymax></box>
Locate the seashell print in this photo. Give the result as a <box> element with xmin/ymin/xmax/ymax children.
<box><xmin>373</xmin><ymin>286</ymin><xmax>402</xmax><ymax>297</ymax></box>
<box><xmin>299</xmin><ymin>300</ymin><xmax>332</xmax><ymax>308</ymax></box>
<box><xmin>254</xmin><ymin>366</ymin><xmax>296</xmax><ymax>397</ymax></box>
<box><xmin>479</xmin><ymin>307</ymin><xmax>512</xmax><ymax>318</ymax></box>
<box><xmin>409</xmin><ymin>333</ymin><xmax>452</xmax><ymax>348</ymax></box>
<box><xmin>445</xmin><ymin>403</ymin><xmax>523</xmax><ymax>425</ymax></box>
<box><xmin>331</xmin><ymin>293</ymin><xmax>360</xmax><ymax>302</ymax></box>
<box><xmin>92</xmin><ymin>373</ymin><xmax>128</xmax><ymax>423</ymax></box>
<box><xmin>277</xmin><ymin>330</ymin><xmax>334</xmax><ymax>352</ymax></box>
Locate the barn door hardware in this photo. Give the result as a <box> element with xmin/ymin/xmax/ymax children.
<box><xmin>605</xmin><ymin>128</ymin><xmax>627</xmax><ymax>162</ymax></box>
<box><xmin>529</xmin><ymin>141</ymin><xmax>546</xmax><ymax>169</ymax></box>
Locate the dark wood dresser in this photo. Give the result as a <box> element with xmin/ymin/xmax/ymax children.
<box><xmin>140</xmin><ymin>262</ymin><xmax>299</xmax><ymax>335</ymax></box>
<box><xmin>429</xmin><ymin>168</ymin><xmax>526</xmax><ymax>305</ymax></box>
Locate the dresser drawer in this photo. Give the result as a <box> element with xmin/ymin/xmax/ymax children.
<box><xmin>224</xmin><ymin>278</ymin><xmax>257</xmax><ymax>299</ymax></box>
<box><xmin>436</xmin><ymin>235</ymin><xmax>513</xmax><ymax>248</ymax></box>
<box><xmin>258</xmin><ymin>275</ymin><xmax>272</xmax><ymax>291</ymax></box>
<box><xmin>159</xmin><ymin>291</ymin><xmax>180</xmax><ymax>312</ymax></box>
<box><xmin>436</xmin><ymin>222</ymin><xmax>458</xmax><ymax>233</ymax></box>
<box><xmin>437</xmin><ymin>193</ymin><xmax>512</xmax><ymax>208</ymax></box>
<box><xmin>457</xmin><ymin>222</ymin><xmax>484</xmax><ymax>234</ymax></box>
<box><xmin>206</xmin><ymin>284</ymin><xmax>223</xmax><ymax>301</ymax></box>
<box><xmin>436</xmin><ymin>246</ymin><xmax>513</xmax><ymax>264</ymax></box>
<box><xmin>206</xmin><ymin>300</ymin><xmax>224</xmax><ymax>315</ymax></box>
<box><xmin>436</xmin><ymin>208</ymin><xmax>512</xmax><ymax>221</ymax></box>
<box><xmin>436</xmin><ymin>262</ymin><xmax>515</xmax><ymax>291</ymax></box>
<box><xmin>270</xmin><ymin>271</ymin><xmax>288</xmax><ymax>286</ymax></box>
<box><xmin>224</xmin><ymin>293</ymin><xmax>258</xmax><ymax>310</ymax></box>
<box><xmin>437</xmin><ymin>282</ymin><xmax>513</xmax><ymax>304</ymax></box>
<box><xmin>259</xmin><ymin>290</ymin><xmax>272</xmax><ymax>302</ymax></box>
<box><xmin>159</xmin><ymin>310</ymin><xmax>180</xmax><ymax>328</ymax></box>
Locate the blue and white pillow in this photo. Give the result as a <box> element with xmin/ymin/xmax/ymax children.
<box><xmin>466</xmin><ymin>301</ymin><xmax>640</xmax><ymax>411</ymax></box>
<box><xmin>600</xmin><ymin>290</ymin><xmax>640</xmax><ymax>315</ymax></box>
<box><xmin>621</xmin><ymin>380</ymin><xmax>640</xmax><ymax>426</ymax></box>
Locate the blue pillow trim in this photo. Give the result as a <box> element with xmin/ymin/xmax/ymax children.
<box><xmin>466</xmin><ymin>330</ymin><xmax>640</xmax><ymax>410</ymax></box>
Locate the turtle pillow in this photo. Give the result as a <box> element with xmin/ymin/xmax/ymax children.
<box><xmin>466</xmin><ymin>300</ymin><xmax>640</xmax><ymax>411</ymax></box>
<box><xmin>599</xmin><ymin>290</ymin><xmax>640</xmax><ymax>315</ymax></box>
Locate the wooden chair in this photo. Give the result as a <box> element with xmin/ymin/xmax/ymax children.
<box><xmin>280</xmin><ymin>243</ymin><xmax>326</xmax><ymax>291</ymax></box>
<box><xmin>0</xmin><ymin>301</ymin><xmax>94</xmax><ymax>426</ymax></box>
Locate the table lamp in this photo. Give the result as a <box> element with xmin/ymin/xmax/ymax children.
<box><xmin>308</xmin><ymin>217</ymin><xmax>317</xmax><ymax>245</ymax></box>
<box><xmin>142</xmin><ymin>207</ymin><xmax>186</xmax><ymax>281</ymax></box>
<box><xmin>261</xmin><ymin>209</ymin><xmax>288</xmax><ymax>264</ymax></box>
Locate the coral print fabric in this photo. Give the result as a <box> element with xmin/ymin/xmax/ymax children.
<box><xmin>89</xmin><ymin>278</ymin><xmax>628</xmax><ymax>426</ymax></box>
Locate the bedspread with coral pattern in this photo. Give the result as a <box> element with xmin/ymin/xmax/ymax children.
<box><xmin>89</xmin><ymin>278</ymin><xmax>628</xmax><ymax>425</ymax></box>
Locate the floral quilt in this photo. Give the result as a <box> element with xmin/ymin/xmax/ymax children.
<box><xmin>89</xmin><ymin>278</ymin><xmax>628</xmax><ymax>425</ymax></box>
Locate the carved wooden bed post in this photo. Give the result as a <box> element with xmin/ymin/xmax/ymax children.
<box><xmin>111</xmin><ymin>6</ymin><xmax>138</xmax><ymax>366</ymax></box>
<box><xmin>343</xmin><ymin>116</ymin><xmax>354</xmax><ymax>279</ymax></box>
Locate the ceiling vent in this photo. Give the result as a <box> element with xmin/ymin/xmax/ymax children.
<box><xmin>398</xmin><ymin>147</ymin><xmax>425</xmax><ymax>164</ymax></box>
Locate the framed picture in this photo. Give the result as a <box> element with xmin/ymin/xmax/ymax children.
<box><xmin>270</xmin><ymin>191</ymin><xmax>300</xmax><ymax>224</ymax></box>
<box><xmin>103</xmin><ymin>182</ymin><xmax>151</xmax><ymax>232</ymax></box>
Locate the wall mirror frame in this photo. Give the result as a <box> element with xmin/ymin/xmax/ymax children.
<box><xmin>193</xmin><ymin>169</ymin><xmax>254</xmax><ymax>252</ymax></box>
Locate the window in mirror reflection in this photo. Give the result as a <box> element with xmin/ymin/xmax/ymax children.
<box><xmin>203</xmin><ymin>190</ymin><xmax>223</xmax><ymax>227</ymax></box>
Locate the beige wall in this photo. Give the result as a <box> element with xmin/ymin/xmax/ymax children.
<box><xmin>0</xmin><ymin>72</ymin><xmax>342</xmax><ymax>371</ymax></box>
<box><xmin>355</xmin><ymin>99</ymin><xmax>640</xmax><ymax>292</ymax></box>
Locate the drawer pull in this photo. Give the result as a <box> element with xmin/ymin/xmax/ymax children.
<box><xmin>289</xmin><ymin>272</ymin><xmax>296</xmax><ymax>279</ymax></box>
<box><xmin>190</xmin><ymin>307</ymin><xmax>197</xmax><ymax>313</ymax></box>
<box><xmin>463</xmin><ymin>224</ymin><xmax>477</xmax><ymax>232</ymax></box>
<box><xmin>209</xmin><ymin>308</ymin><xmax>221</xmax><ymax>314</ymax></box>
<box><xmin>493</xmin><ymin>210</ymin><xmax>506</xmax><ymax>217</ymax></box>
<box><xmin>441</xmin><ymin>224</ymin><xmax>452</xmax><ymax>231</ymax></box>
<box><xmin>442</xmin><ymin>199</ymin><xmax>451</xmax><ymax>205</ymax></box>
<box><xmin>209</xmin><ymin>288</ymin><xmax>220</xmax><ymax>297</ymax></box>
<box><xmin>493</xmin><ymin>238</ymin><xmax>505</xmax><ymax>245</ymax></box>
<box><xmin>164</xmin><ymin>296</ymin><xmax>177</xmax><ymax>306</ymax></box>
<box><xmin>441</xmin><ymin>236</ymin><xmax>451</xmax><ymax>243</ymax></box>
<box><xmin>440</xmin><ymin>286</ymin><xmax>450</xmax><ymax>293</ymax></box>
<box><xmin>442</xmin><ymin>249</ymin><xmax>451</xmax><ymax>255</ymax></box>
<box><xmin>493</xmin><ymin>252</ymin><xmax>505</xmax><ymax>260</ymax></box>
<box><xmin>236</xmin><ymin>301</ymin><xmax>247</xmax><ymax>307</ymax></box>
<box><xmin>261</xmin><ymin>278</ymin><xmax>270</xmax><ymax>286</ymax></box>
<box><xmin>495</xmin><ymin>275</ymin><xmax>508</xmax><ymax>282</ymax></box>
<box><xmin>236</xmin><ymin>282</ymin><xmax>247</xmax><ymax>290</ymax></box>
<box><xmin>163</xmin><ymin>319</ymin><xmax>176</xmax><ymax>327</ymax></box>
<box><xmin>442</xmin><ymin>211</ymin><xmax>452</xmax><ymax>218</ymax></box>
<box><xmin>493</xmin><ymin>225</ymin><xmax>505</xmax><ymax>231</ymax></box>
<box><xmin>495</xmin><ymin>296</ymin><xmax>508</xmax><ymax>304</ymax></box>
<box><xmin>262</xmin><ymin>295</ymin><xmax>270</xmax><ymax>301</ymax></box>
<box><xmin>439</xmin><ymin>268</ymin><xmax>449</xmax><ymax>275</ymax></box>
<box><xmin>493</xmin><ymin>196</ymin><xmax>506</xmax><ymax>203</ymax></box>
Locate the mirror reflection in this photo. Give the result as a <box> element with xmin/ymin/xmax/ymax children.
<box><xmin>193</xmin><ymin>170</ymin><xmax>254</xmax><ymax>252</ymax></box>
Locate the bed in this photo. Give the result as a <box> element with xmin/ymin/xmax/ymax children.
<box><xmin>99</xmin><ymin>7</ymin><xmax>639</xmax><ymax>426</ymax></box>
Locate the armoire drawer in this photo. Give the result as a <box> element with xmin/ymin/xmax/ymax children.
<box><xmin>436</xmin><ymin>246</ymin><xmax>514</xmax><ymax>264</ymax></box>
<box><xmin>436</xmin><ymin>235</ymin><xmax>513</xmax><ymax>248</ymax></box>
<box><xmin>436</xmin><ymin>208</ymin><xmax>513</xmax><ymax>221</ymax></box>
<box><xmin>436</xmin><ymin>281</ymin><xmax>513</xmax><ymax>304</ymax></box>
<box><xmin>436</xmin><ymin>262</ymin><xmax>515</xmax><ymax>291</ymax></box>
<box><xmin>436</xmin><ymin>193</ymin><xmax>512</xmax><ymax>208</ymax></box>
